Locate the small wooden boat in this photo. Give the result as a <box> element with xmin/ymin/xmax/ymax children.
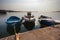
<box><xmin>23</xmin><ymin>18</ymin><xmax>35</xmax><ymax>30</ymax></box>
<box><xmin>6</xmin><ymin>16</ymin><xmax>21</xmax><ymax>35</ymax></box>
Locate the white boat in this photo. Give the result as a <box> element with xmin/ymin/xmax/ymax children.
<box><xmin>23</xmin><ymin>17</ymin><xmax>35</xmax><ymax>30</ymax></box>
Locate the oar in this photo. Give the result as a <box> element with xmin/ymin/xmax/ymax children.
<box><xmin>13</xmin><ymin>23</ymin><xmax>20</xmax><ymax>40</ymax></box>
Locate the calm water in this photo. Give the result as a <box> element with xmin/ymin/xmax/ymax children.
<box><xmin>0</xmin><ymin>11</ymin><xmax>60</xmax><ymax>37</ymax></box>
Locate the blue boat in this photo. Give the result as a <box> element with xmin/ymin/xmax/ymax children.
<box><xmin>38</xmin><ymin>15</ymin><xmax>55</xmax><ymax>28</ymax></box>
<box><xmin>6</xmin><ymin>16</ymin><xmax>21</xmax><ymax>35</ymax></box>
<box><xmin>39</xmin><ymin>20</ymin><xmax>55</xmax><ymax>28</ymax></box>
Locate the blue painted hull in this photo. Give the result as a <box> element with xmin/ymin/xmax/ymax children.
<box><xmin>39</xmin><ymin>20</ymin><xmax>55</xmax><ymax>28</ymax></box>
<box><xmin>6</xmin><ymin>16</ymin><xmax>21</xmax><ymax>35</ymax></box>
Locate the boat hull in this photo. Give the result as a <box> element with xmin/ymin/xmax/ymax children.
<box><xmin>39</xmin><ymin>20</ymin><xmax>55</xmax><ymax>28</ymax></box>
<box><xmin>6</xmin><ymin>22</ymin><xmax>21</xmax><ymax>35</ymax></box>
<box><xmin>23</xmin><ymin>21</ymin><xmax>35</xmax><ymax>30</ymax></box>
<box><xmin>6</xmin><ymin>16</ymin><xmax>21</xmax><ymax>35</ymax></box>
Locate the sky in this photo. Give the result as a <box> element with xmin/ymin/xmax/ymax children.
<box><xmin>0</xmin><ymin>0</ymin><xmax>60</xmax><ymax>11</ymax></box>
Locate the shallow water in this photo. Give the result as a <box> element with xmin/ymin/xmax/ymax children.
<box><xmin>0</xmin><ymin>11</ymin><xmax>60</xmax><ymax>37</ymax></box>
